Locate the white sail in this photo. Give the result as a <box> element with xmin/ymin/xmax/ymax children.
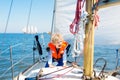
<box><xmin>53</xmin><ymin>0</ymin><xmax>86</xmax><ymax>57</ymax></box>
<box><xmin>53</xmin><ymin>0</ymin><xmax>77</xmax><ymax>39</ymax></box>
<box><xmin>22</xmin><ymin>26</ymin><xmax>38</xmax><ymax>34</ymax></box>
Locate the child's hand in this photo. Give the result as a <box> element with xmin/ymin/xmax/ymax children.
<box><xmin>49</xmin><ymin>64</ymin><xmax>55</xmax><ymax>68</ymax></box>
<box><xmin>63</xmin><ymin>63</ymin><xmax>67</xmax><ymax>68</ymax></box>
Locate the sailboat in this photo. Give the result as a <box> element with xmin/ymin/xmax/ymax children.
<box><xmin>22</xmin><ymin>26</ymin><xmax>38</xmax><ymax>34</ymax></box>
<box><xmin>13</xmin><ymin>0</ymin><xmax>120</xmax><ymax>80</ymax></box>
<box><xmin>2</xmin><ymin>0</ymin><xmax>120</xmax><ymax>80</ymax></box>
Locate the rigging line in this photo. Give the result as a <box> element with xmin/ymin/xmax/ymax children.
<box><xmin>0</xmin><ymin>43</ymin><xmax>22</xmax><ymax>55</ymax></box>
<box><xmin>50</xmin><ymin>0</ymin><xmax>56</xmax><ymax>38</ymax></box>
<box><xmin>26</xmin><ymin>0</ymin><xmax>33</xmax><ymax>32</ymax></box>
<box><xmin>40</xmin><ymin>66</ymin><xmax>73</xmax><ymax>78</ymax></box>
<box><xmin>4</xmin><ymin>0</ymin><xmax>14</xmax><ymax>33</ymax></box>
<box><xmin>0</xmin><ymin>53</ymin><xmax>32</xmax><ymax>78</ymax></box>
<box><xmin>1</xmin><ymin>0</ymin><xmax>14</xmax><ymax>48</ymax></box>
<box><xmin>39</xmin><ymin>67</ymin><xmax>74</xmax><ymax>80</ymax></box>
<box><xmin>40</xmin><ymin>67</ymin><xmax>74</xmax><ymax>79</ymax></box>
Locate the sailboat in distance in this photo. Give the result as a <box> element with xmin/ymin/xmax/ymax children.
<box><xmin>22</xmin><ymin>26</ymin><xmax>38</xmax><ymax>34</ymax></box>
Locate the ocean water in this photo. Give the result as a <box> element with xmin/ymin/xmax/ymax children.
<box><xmin>0</xmin><ymin>33</ymin><xmax>120</xmax><ymax>80</ymax></box>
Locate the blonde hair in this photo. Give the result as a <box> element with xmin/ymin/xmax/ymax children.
<box><xmin>51</xmin><ymin>33</ymin><xmax>63</xmax><ymax>44</ymax></box>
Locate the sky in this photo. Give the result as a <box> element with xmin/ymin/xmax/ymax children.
<box><xmin>0</xmin><ymin>0</ymin><xmax>120</xmax><ymax>45</ymax></box>
<box><xmin>0</xmin><ymin>0</ymin><xmax>54</xmax><ymax>33</ymax></box>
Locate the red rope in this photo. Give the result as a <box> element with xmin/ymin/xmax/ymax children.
<box><xmin>94</xmin><ymin>11</ymin><xmax>99</xmax><ymax>27</ymax></box>
<box><xmin>93</xmin><ymin>0</ymin><xmax>100</xmax><ymax>27</ymax></box>
<box><xmin>69</xmin><ymin>0</ymin><xmax>82</xmax><ymax>34</ymax></box>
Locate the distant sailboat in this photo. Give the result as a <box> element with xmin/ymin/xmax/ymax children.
<box><xmin>22</xmin><ymin>26</ymin><xmax>38</xmax><ymax>34</ymax></box>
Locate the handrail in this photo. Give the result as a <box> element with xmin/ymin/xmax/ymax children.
<box><xmin>0</xmin><ymin>52</ymin><xmax>32</xmax><ymax>78</ymax></box>
<box><xmin>0</xmin><ymin>43</ymin><xmax>38</xmax><ymax>80</ymax></box>
<box><xmin>115</xmin><ymin>49</ymin><xmax>120</xmax><ymax>69</ymax></box>
<box><xmin>0</xmin><ymin>43</ymin><xmax>22</xmax><ymax>55</ymax></box>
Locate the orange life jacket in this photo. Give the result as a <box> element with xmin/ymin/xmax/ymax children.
<box><xmin>48</xmin><ymin>41</ymin><xmax>68</xmax><ymax>60</ymax></box>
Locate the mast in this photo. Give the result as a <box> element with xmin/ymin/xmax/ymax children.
<box><xmin>84</xmin><ymin>0</ymin><xmax>95</xmax><ymax>78</ymax></box>
<box><xmin>50</xmin><ymin>0</ymin><xmax>56</xmax><ymax>36</ymax></box>
<box><xmin>83</xmin><ymin>0</ymin><xmax>120</xmax><ymax>78</ymax></box>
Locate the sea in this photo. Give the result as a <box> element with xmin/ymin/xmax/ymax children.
<box><xmin>0</xmin><ymin>33</ymin><xmax>120</xmax><ymax>80</ymax></box>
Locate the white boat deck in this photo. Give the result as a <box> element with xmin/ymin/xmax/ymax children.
<box><xmin>39</xmin><ymin>66</ymin><xmax>83</xmax><ymax>80</ymax></box>
<box><xmin>14</xmin><ymin>62</ymin><xmax>120</xmax><ymax>80</ymax></box>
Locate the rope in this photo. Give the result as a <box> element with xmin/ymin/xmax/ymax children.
<box><xmin>69</xmin><ymin>0</ymin><xmax>86</xmax><ymax>34</ymax></box>
<box><xmin>39</xmin><ymin>66</ymin><xmax>74</xmax><ymax>80</ymax></box>
<box><xmin>40</xmin><ymin>66</ymin><xmax>72</xmax><ymax>77</ymax></box>
<box><xmin>1</xmin><ymin>0</ymin><xmax>14</xmax><ymax>47</ymax></box>
<box><xmin>92</xmin><ymin>0</ymin><xmax>100</xmax><ymax>27</ymax></box>
<box><xmin>39</xmin><ymin>62</ymin><xmax>83</xmax><ymax>80</ymax></box>
<box><xmin>72</xmin><ymin>0</ymin><xmax>100</xmax><ymax>58</ymax></box>
<box><xmin>4</xmin><ymin>0</ymin><xmax>14</xmax><ymax>33</ymax></box>
<box><xmin>69</xmin><ymin>0</ymin><xmax>83</xmax><ymax>34</ymax></box>
<box><xmin>82</xmin><ymin>0</ymin><xmax>100</xmax><ymax>62</ymax></box>
<box><xmin>71</xmin><ymin>12</ymin><xmax>87</xmax><ymax>58</ymax></box>
<box><xmin>26</xmin><ymin>0</ymin><xmax>33</xmax><ymax>32</ymax></box>
<box><xmin>71</xmin><ymin>0</ymin><xmax>87</xmax><ymax>58</ymax></box>
<box><xmin>52</xmin><ymin>67</ymin><xmax>74</xmax><ymax>78</ymax></box>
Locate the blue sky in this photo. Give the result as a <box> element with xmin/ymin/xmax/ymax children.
<box><xmin>0</xmin><ymin>0</ymin><xmax>120</xmax><ymax>45</ymax></box>
<box><xmin>0</xmin><ymin>0</ymin><xmax>54</xmax><ymax>33</ymax></box>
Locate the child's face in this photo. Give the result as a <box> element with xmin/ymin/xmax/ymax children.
<box><xmin>55</xmin><ymin>40</ymin><xmax>62</xmax><ymax>48</ymax></box>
